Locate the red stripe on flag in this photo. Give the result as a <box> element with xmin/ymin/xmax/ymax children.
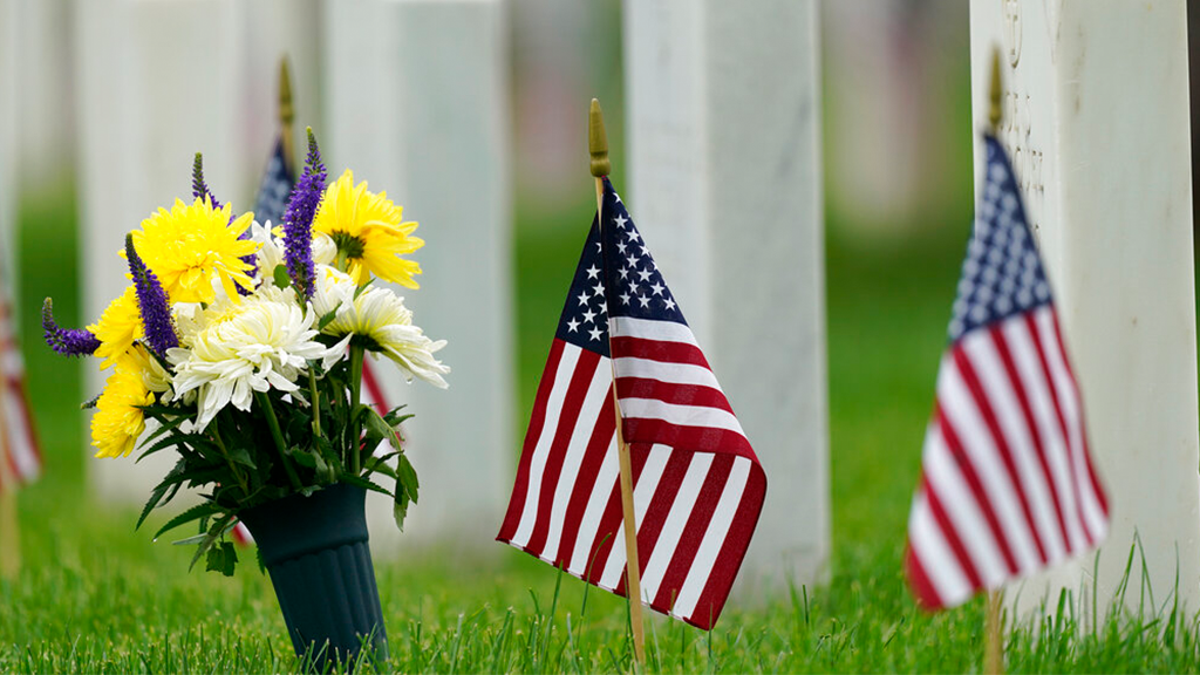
<box><xmin>625</xmin><ymin>449</ymin><xmax>693</xmax><ymax>583</ymax></box>
<box><xmin>641</xmin><ymin>454</ymin><xmax>730</xmax><ymax>612</ymax></box>
<box><xmin>497</xmin><ymin>340</ymin><xmax>566</xmax><ymax>543</ymax></box>
<box><xmin>1048</xmin><ymin>313</ymin><xmax>1109</xmax><ymax>519</ymax></box>
<box><xmin>684</xmin><ymin>460</ymin><xmax>767</xmax><ymax>630</ymax></box>
<box><xmin>360</xmin><ymin>358</ymin><xmax>389</xmax><ymax>412</ymax></box>
<box><xmin>610</xmin><ymin>336</ymin><xmax>710</xmax><ymax>367</ymax></box>
<box><xmin>616</xmin><ymin>378</ymin><xmax>734</xmax><ymax>414</ymax></box>
<box><xmin>526</xmin><ymin>349</ymin><xmax>604</xmax><ymax>555</ymax></box>
<box><xmin>585</xmin><ymin>444</ymin><xmax>651</xmax><ymax>588</ymax></box>
<box><xmin>551</xmin><ymin>401</ymin><xmax>616</xmax><ymax>568</ymax></box>
<box><xmin>936</xmin><ymin>406</ymin><xmax>1020</xmax><ymax>575</ymax></box>
<box><xmin>1024</xmin><ymin>313</ymin><xmax>1097</xmax><ymax>547</ymax></box>
<box><xmin>622</xmin><ymin>419</ymin><xmax>754</xmax><ymax>461</ymax></box>
<box><xmin>989</xmin><ymin>325</ymin><xmax>1072</xmax><ymax>552</ymax></box>
<box><xmin>905</xmin><ymin>540</ymin><xmax>944</xmax><ymax>610</ymax></box>
<box><xmin>952</xmin><ymin>346</ymin><xmax>1048</xmax><ymax>565</ymax></box>
<box><xmin>923</xmin><ymin>476</ymin><xmax>983</xmax><ymax>590</ymax></box>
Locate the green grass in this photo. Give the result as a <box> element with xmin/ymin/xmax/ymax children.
<box><xmin>4</xmin><ymin>185</ymin><xmax>1200</xmax><ymax>673</ymax></box>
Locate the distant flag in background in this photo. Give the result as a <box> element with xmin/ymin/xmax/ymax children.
<box><xmin>252</xmin><ymin>137</ymin><xmax>295</xmax><ymax>228</ymax></box>
<box><xmin>905</xmin><ymin>135</ymin><xmax>1109</xmax><ymax>610</ymax></box>
<box><xmin>497</xmin><ymin>178</ymin><xmax>767</xmax><ymax>630</ymax></box>
<box><xmin>0</xmin><ymin>283</ymin><xmax>41</xmax><ymax>491</ymax></box>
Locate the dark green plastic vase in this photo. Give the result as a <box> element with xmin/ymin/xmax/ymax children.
<box><xmin>239</xmin><ymin>482</ymin><xmax>389</xmax><ymax>669</ymax></box>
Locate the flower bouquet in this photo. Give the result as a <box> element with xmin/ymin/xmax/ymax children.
<box><xmin>42</xmin><ymin>130</ymin><xmax>449</xmax><ymax>666</ymax></box>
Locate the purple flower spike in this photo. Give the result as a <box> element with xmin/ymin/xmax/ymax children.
<box><xmin>194</xmin><ymin>152</ymin><xmax>256</xmax><ymax>292</ymax></box>
<box><xmin>125</xmin><ymin>234</ymin><xmax>178</xmax><ymax>356</ymax></box>
<box><xmin>282</xmin><ymin>128</ymin><xmax>325</xmax><ymax>300</ymax></box>
<box><xmin>42</xmin><ymin>298</ymin><xmax>100</xmax><ymax>357</ymax></box>
<box><xmin>191</xmin><ymin>152</ymin><xmax>222</xmax><ymax>209</ymax></box>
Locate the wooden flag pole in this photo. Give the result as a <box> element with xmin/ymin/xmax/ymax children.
<box><xmin>985</xmin><ymin>590</ymin><xmax>1004</xmax><ymax>674</ymax></box>
<box><xmin>982</xmin><ymin>45</ymin><xmax>1005</xmax><ymax>675</ymax></box>
<box><xmin>278</xmin><ymin>56</ymin><xmax>296</xmax><ymax>175</ymax></box>
<box><xmin>590</xmin><ymin>97</ymin><xmax>647</xmax><ymax>667</ymax></box>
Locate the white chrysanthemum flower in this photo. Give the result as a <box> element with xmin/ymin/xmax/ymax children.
<box><xmin>250</xmin><ymin>221</ymin><xmax>336</xmax><ymax>282</ymax></box>
<box><xmin>167</xmin><ymin>286</ymin><xmax>351</xmax><ymax>429</ymax></box>
<box><xmin>312</xmin><ymin>264</ymin><xmax>450</xmax><ymax>389</ymax></box>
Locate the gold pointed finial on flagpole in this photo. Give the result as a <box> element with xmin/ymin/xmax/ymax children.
<box><xmin>988</xmin><ymin>46</ymin><xmax>1004</xmax><ymax>132</ymax></box>
<box><xmin>589</xmin><ymin>98</ymin><xmax>610</xmax><ymax>178</ymax></box>
<box><xmin>279</xmin><ymin>56</ymin><xmax>297</xmax><ymax>174</ymax></box>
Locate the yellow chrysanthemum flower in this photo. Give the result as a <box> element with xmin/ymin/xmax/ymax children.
<box><xmin>89</xmin><ymin>286</ymin><xmax>144</xmax><ymax>370</ymax></box>
<box><xmin>312</xmin><ymin>169</ymin><xmax>424</xmax><ymax>288</ymax></box>
<box><xmin>131</xmin><ymin>197</ymin><xmax>259</xmax><ymax>304</ymax></box>
<box><xmin>91</xmin><ymin>361</ymin><xmax>155</xmax><ymax>459</ymax></box>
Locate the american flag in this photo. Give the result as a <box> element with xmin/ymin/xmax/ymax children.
<box><xmin>0</xmin><ymin>284</ymin><xmax>40</xmax><ymax>492</ymax></box>
<box><xmin>905</xmin><ymin>136</ymin><xmax>1109</xmax><ymax>610</ymax></box>
<box><xmin>252</xmin><ymin>137</ymin><xmax>295</xmax><ymax>228</ymax></box>
<box><xmin>497</xmin><ymin>178</ymin><xmax>766</xmax><ymax>630</ymax></box>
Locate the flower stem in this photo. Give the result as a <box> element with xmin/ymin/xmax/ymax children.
<box><xmin>255</xmin><ymin>390</ymin><xmax>302</xmax><ymax>491</ymax></box>
<box><xmin>349</xmin><ymin>342</ymin><xmax>365</xmax><ymax>476</ymax></box>
<box><xmin>208</xmin><ymin>416</ymin><xmax>250</xmax><ymax>498</ymax></box>
<box><xmin>309</xmin><ymin>368</ymin><xmax>321</xmax><ymax>437</ymax></box>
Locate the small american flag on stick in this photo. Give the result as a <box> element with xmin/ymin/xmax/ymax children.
<box><xmin>498</xmin><ymin>178</ymin><xmax>766</xmax><ymax>630</ymax></box>
<box><xmin>905</xmin><ymin>135</ymin><xmax>1110</xmax><ymax>610</ymax></box>
<box><xmin>0</xmin><ymin>284</ymin><xmax>41</xmax><ymax>492</ymax></box>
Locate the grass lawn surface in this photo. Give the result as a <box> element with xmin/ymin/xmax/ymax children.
<box><xmin>3</xmin><ymin>188</ymin><xmax>1199</xmax><ymax>673</ymax></box>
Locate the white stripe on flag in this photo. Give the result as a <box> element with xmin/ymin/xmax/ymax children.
<box><xmin>1033</xmin><ymin>307</ymin><xmax>1107</xmax><ymax>542</ymax></box>
<box><xmin>961</xmin><ymin>329</ymin><xmax>1067</xmax><ymax>562</ymax></box>
<box><xmin>541</xmin><ymin>370</ymin><xmax>616</xmax><ymax>563</ymax></box>
<box><xmin>640</xmin><ymin>452</ymin><xmax>713</xmax><ymax>604</ymax></box>
<box><xmin>568</xmin><ymin>440</ymin><xmax>620</xmax><ymax>576</ymax></box>
<box><xmin>599</xmin><ymin>444</ymin><xmax>671</xmax><ymax>590</ymax></box>
<box><xmin>671</xmin><ymin>456</ymin><xmax>750</xmax><ymax>622</ymax></box>
<box><xmin>619</xmin><ymin>398</ymin><xmax>745</xmax><ymax>436</ymax></box>
<box><xmin>512</xmin><ymin>345</ymin><xmax>584</xmax><ymax>548</ymax></box>
<box><xmin>614</xmin><ymin>357</ymin><xmax>723</xmax><ymax>391</ymax></box>
<box><xmin>611</xmin><ymin>316</ymin><xmax>699</xmax><ymax>346</ymax></box>
<box><xmin>938</xmin><ymin>355</ymin><xmax>1040</xmax><ymax>572</ymax></box>
<box><xmin>922</xmin><ymin>424</ymin><xmax>1007</xmax><ymax>587</ymax></box>
<box><xmin>908</xmin><ymin>492</ymin><xmax>972</xmax><ymax>608</ymax></box>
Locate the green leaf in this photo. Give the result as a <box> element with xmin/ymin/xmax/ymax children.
<box><xmin>205</xmin><ymin>541</ymin><xmax>237</xmax><ymax>577</ymax></box>
<box><xmin>154</xmin><ymin>502</ymin><xmax>222</xmax><ymax>540</ymax></box>
<box><xmin>398</xmin><ymin>453</ymin><xmax>420</xmax><ymax>506</ymax></box>
<box><xmin>359</xmin><ymin>405</ymin><xmax>403</xmax><ymax>454</ymax></box>
<box><xmin>288</xmin><ymin>446</ymin><xmax>317</xmax><ymax>469</ymax></box>
<box><xmin>273</xmin><ymin>264</ymin><xmax>291</xmax><ymax>290</ymax></box>
<box><xmin>188</xmin><ymin>513</ymin><xmax>235</xmax><ymax>571</ymax></box>
<box><xmin>394</xmin><ymin>489</ymin><xmax>410</xmax><ymax>533</ymax></box>
<box><xmin>227</xmin><ymin>446</ymin><xmax>257</xmax><ymax>470</ymax></box>
<box><xmin>136</xmin><ymin>460</ymin><xmax>187</xmax><ymax>530</ymax></box>
<box><xmin>393</xmin><ymin>453</ymin><xmax>419</xmax><ymax>533</ymax></box>
<box><xmin>338</xmin><ymin>473</ymin><xmax>392</xmax><ymax>497</ymax></box>
<box><xmin>317</xmin><ymin>305</ymin><xmax>342</xmax><ymax>331</ymax></box>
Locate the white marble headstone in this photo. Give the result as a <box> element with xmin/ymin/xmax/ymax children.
<box><xmin>970</xmin><ymin>0</ymin><xmax>1200</xmax><ymax>618</ymax></box>
<box><xmin>324</xmin><ymin>0</ymin><xmax>513</xmax><ymax>558</ymax></box>
<box><xmin>0</xmin><ymin>0</ymin><xmax>16</xmax><ymax>282</ymax></box>
<box><xmin>77</xmin><ymin>0</ymin><xmax>249</xmax><ymax>502</ymax></box>
<box><xmin>623</xmin><ymin>0</ymin><xmax>829</xmax><ymax>594</ymax></box>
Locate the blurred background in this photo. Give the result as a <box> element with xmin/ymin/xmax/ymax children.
<box><xmin>0</xmin><ymin>0</ymin><xmax>976</xmax><ymax>602</ymax></box>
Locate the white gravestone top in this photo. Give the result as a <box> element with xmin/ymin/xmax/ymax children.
<box><xmin>970</xmin><ymin>0</ymin><xmax>1200</xmax><ymax>618</ymax></box>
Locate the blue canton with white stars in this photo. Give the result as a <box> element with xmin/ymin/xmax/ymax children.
<box><xmin>554</xmin><ymin>179</ymin><xmax>688</xmax><ymax>357</ymax></box>
<box><xmin>948</xmin><ymin>136</ymin><xmax>1052</xmax><ymax>342</ymax></box>
<box><xmin>253</xmin><ymin>138</ymin><xmax>296</xmax><ymax>226</ymax></box>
